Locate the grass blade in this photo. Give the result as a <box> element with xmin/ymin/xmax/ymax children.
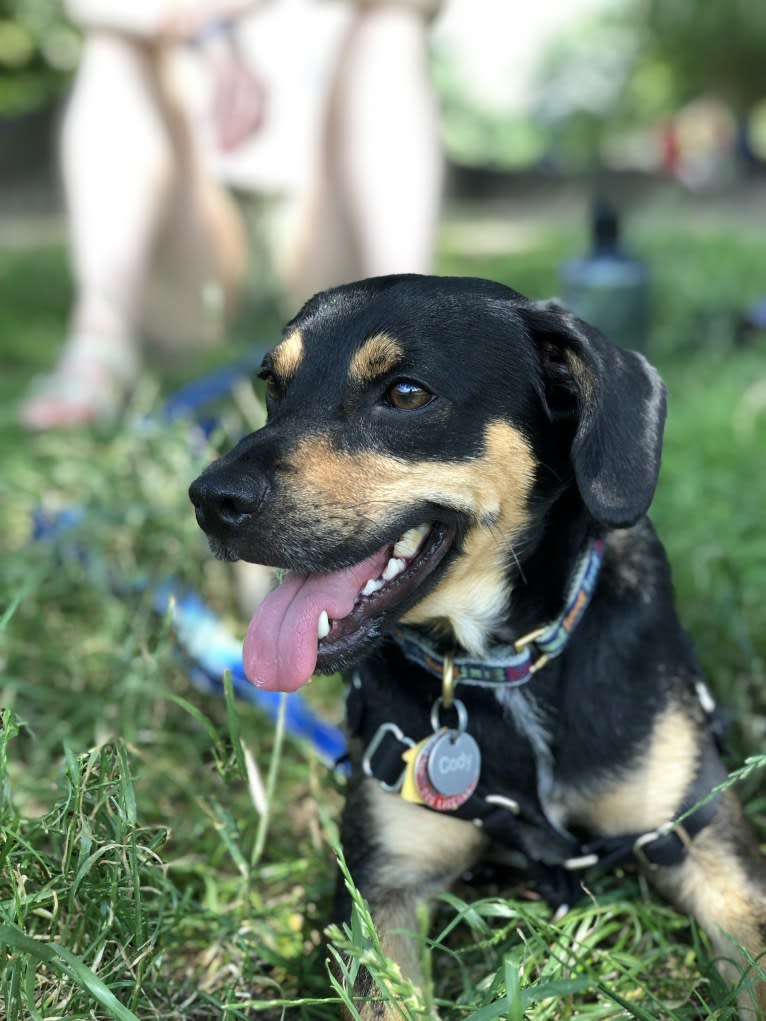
<box><xmin>0</xmin><ymin>924</ymin><xmax>141</xmax><ymax>1021</ymax></box>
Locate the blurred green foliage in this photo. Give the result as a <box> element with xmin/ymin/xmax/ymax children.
<box><xmin>638</xmin><ymin>0</ymin><xmax>766</xmax><ymax>113</ymax></box>
<box><xmin>437</xmin><ymin>0</ymin><xmax>766</xmax><ymax>171</ymax></box>
<box><xmin>537</xmin><ymin>0</ymin><xmax>766</xmax><ymax>169</ymax></box>
<box><xmin>431</xmin><ymin>46</ymin><xmax>548</xmax><ymax>171</ymax></box>
<box><xmin>0</xmin><ymin>0</ymin><xmax>78</xmax><ymax>116</ymax></box>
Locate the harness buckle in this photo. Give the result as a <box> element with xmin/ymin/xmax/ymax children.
<box><xmin>484</xmin><ymin>793</ymin><xmax>521</xmax><ymax>816</ymax></box>
<box><xmin>633</xmin><ymin>821</ymin><xmax>693</xmax><ymax>869</ymax></box>
<box><xmin>362</xmin><ymin>722</ymin><xmax>414</xmax><ymax>793</ymax></box>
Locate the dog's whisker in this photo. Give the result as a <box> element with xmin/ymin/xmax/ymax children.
<box><xmin>507</xmin><ymin>542</ymin><xmax>526</xmax><ymax>585</ymax></box>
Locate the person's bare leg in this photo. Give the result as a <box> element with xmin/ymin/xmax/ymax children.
<box><xmin>237</xmin><ymin>5</ymin><xmax>442</xmax><ymax>612</ymax></box>
<box><xmin>66</xmin><ymin>34</ymin><xmax>176</xmax><ymax>350</ymax></box>
<box><xmin>141</xmin><ymin>46</ymin><xmax>249</xmax><ymax>352</ymax></box>
<box><xmin>285</xmin><ymin>3</ymin><xmax>442</xmax><ymax>305</ymax></box>
<box><xmin>20</xmin><ymin>32</ymin><xmax>247</xmax><ymax>427</ymax></box>
<box><xmin>333</xmin><ymin>4</ymin><xmax>443</xmax><ymax>277</ymax></box>
<box><xmin>19</xmin><ymin>33</ymin><xmax>172</xmax><ymax>427</ymax></box>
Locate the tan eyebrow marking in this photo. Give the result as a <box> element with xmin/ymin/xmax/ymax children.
<box><xmin>271</xmin><ymin>329</ymin><xmax>304</xmax><ymax>381</ymax></box>
<box><xmin>348</xmin><ymin>332</ymin><xmax>404</xmax><ymax>384</ymax></box>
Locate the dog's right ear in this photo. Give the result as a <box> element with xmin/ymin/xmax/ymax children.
<box><xmin>520</xmin><ymin>300</ymin><xmax>667</xmax><ymax>529</ymax></box>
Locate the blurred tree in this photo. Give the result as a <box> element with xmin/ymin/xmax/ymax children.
<box><xmin>639</xmin><ymin>0</ymin><xmax>766</xmax><ymax>115</ymax></box>
<box><xmin>531</xmin><ymin>0</ymin><xmax>766</xmax><ymax>172</ymax></box>
<box><xmin>431</xmin><ymin>44</ymin><xmax>547</xmax><ymax>171</ymax></box>
<box><xmin>0</xmin><ymin>0</ymin><xmax>79</xmax><ymax>116</ymax></box>
<box><xmin>532</xmin><ymin>8</ymin><xmax>643</xmax><ymax>172</ymax></box>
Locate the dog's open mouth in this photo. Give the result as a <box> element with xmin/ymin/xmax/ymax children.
<box><xmin>242</xmin><ymin>522</ymin><xmax>455</xmax><ymax>691</ymax></box>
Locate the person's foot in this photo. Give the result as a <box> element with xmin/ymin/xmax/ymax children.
<box><xmin>19</xmin><ymin>335</ymin><xmax>139</xmax><ymax>430</ymax></box>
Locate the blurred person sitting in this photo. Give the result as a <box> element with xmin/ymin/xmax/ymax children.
<box><xmin>20</xmin><ymin>0</ymin><xmax>444</xmax><ymax>430</ymax></box>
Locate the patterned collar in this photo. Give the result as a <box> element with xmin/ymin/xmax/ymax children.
<box><xmin>392</xmin><ymin>537</ymin><xmax>605</xmax><ymax>691</ymax></box>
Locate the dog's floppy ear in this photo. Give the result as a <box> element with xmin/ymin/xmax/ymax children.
<box><xmin>521</xmin><ymin>299</ymin><xmax>667</xmax><ymax>528</ymax></box>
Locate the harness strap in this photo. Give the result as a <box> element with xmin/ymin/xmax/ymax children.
<box><xmin>355</xmin><ymin>686</ymin><xmax>724</xmax><ymax>908</ymax></box>
<box><xmin>359</xmin><ymin>708</ymin><xmax>582</xmax><ymax>870</ymax></box>
<box><xmin>567</xmin><ymin>740</ymin><xmax>724</xmax><ymax>875</ymax></box>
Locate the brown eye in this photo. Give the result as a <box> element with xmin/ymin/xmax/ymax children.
<box><xmin>386</xmin><ymin>380</ymin><xmax>435</xmax><ymax>411</ymax></box>
<box><xmin>258</xmin><ymin>370</ymin><xmax>283</xmax><ymax>419</ymax></box>
<box><xmin>259</xmin><ymin>372</ymin><xmax>281</xmax><ymax>405</ymax></box>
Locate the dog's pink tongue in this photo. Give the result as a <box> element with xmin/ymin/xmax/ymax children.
<box><xmin>243</xmin><ymin>547</ymin><xmax>390</xmax><ymax>691</ymax></box>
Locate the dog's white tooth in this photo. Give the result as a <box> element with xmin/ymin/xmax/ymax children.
<box><xmin>382</xmin><ymin>557</ymin><xmax>406</xmax><ymax>581</ymax></box>
<box><xmin>393</xmin><ymin>535</ymin><xmax>418</xmax><ymax>559</ymax></box>
<box><xmin>317</xmin><ymin>610</ymin><xmax>330</xmax><ymax>640</ymax></box>
<box><xmin>362</xmin><ymin>578</ymin><xmax>384</xmax><ymax>597</ymax></box>
<box><xmin>393</xmin><ymin>524</ymin><xmax>430</xmax><ymax>559</ymax></box>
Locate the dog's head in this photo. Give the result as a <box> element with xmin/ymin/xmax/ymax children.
<box><xmin>190</xmin><ymin>275</ymin><xmax>666</xmax><ymax>691</ymax></box>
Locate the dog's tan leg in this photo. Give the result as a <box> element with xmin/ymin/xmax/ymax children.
<box><xmin>557</xmin><ymin>703</ymin><xmax>766</xmax><ymax>1016</ymax></box>
<box><xmin>338</xmin><ymin>889</ymin><xmax>425</xmax><ymax>1021</ymax></box>
<box><xmin>336</xmin><ymin>779</ymin><xmax>487</xmax><ymax>1020</ymax></box>
<box><xmin>650</xmin><ymin>790</ymin><xmax>766</xmax><ymax>1018</ymax></box>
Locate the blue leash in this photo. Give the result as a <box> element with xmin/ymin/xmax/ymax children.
<box><xmin>152</xmin><ymin>581</ymin><xmax>347</xmax><ymax>766</ymax></box>
<box><xmin>161</xmin><ymin>354</ymin><xmax>264</xmax><ymax>424</ymax></box>
<box><xmin>160</xmin><ymin>583</ymin><xmax>346</xmax><ymax>767</ymax></box>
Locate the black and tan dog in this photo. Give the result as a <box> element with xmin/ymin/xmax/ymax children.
<box><xmin>189</xmin><ymin>274</ymin><xmax>766</xmax><ymax>1016</ymax></box>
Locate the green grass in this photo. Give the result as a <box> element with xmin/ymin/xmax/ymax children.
<box><xmin>2</xmin><ymin>207</ymin><xmax>766</xmax><ymax>1019</ymax></box>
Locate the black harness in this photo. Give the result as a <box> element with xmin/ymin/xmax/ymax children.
<box><xmin>345</xmin><ymin>539</ymin><xmax>726</xmax><ymax>910</ymax></box>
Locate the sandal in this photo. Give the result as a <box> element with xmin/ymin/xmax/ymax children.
<box><xmin>19</xmin><ymin>335</ymin><xmax>139</xmax><ymax>430</ymax></box>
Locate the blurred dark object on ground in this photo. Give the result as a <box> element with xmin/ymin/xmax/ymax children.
<box><xmin>559</xmin><ymin>196</ymin><xmax>649</xmax><ymax>352</ymax></box>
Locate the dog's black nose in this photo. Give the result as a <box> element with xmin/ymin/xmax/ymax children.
<box><xmin>189</xmin><ymin>470</ymin><xmax>266</xmax><ymax>535</ymax></box>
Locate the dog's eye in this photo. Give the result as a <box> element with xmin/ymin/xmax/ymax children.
<box><xmin>386</xmin><ymin>380</ymin><xmax>435</xmax><ymax>411</ymax></box>
<box><xmin>259</xmin><ymin>372</ymin><xmax>282</xmax><ymax>410</ymax></box>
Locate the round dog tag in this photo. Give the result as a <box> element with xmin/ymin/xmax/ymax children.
<box><xmin>413</xmin><ymin>729</ymin><xmax>481</xmax><ymax>810</ymax></box>
<box><xmin>426</xmin><ymin>730</ymin><xmax>481</xmax><ymax>797</ymax></box>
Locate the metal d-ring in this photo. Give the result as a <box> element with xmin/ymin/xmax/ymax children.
<box><xmin>442</xmin><ymin>652</ymin><xmax>455</xmax><ymax>709</ymax></box>
<box><xmin>430</xmin><ymin>696</ymin><xmax>468</xmax><ymax>736</ymax></box>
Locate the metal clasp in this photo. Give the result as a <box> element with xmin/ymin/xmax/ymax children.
<box><xmin>632</xmin><ymin>821</ymin><xmax>692</xmax><ymax>869</ymax></box>
<box><xmin>513</xmin><ymin>625</ymin><xmax>550</xmax><ymax>675</ymax></box>
<box><xmin>442</xmin><ymin>652</ymin><xmax>456</xmax><ymax>709</ymax></box>
<box><xmin>362</xmin><ymin>722</ymin><xmax>414</xmax><ymax>793</ymax></box>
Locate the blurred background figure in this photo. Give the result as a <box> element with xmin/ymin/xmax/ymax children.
<box><xmin>19</xmin><ymin>0</ymin><xmax>444</xmax><ymax>430</ymax></box>
<box><xmin>285</xmin><ymin>0</ymin><xmax>443</xmax><ymax>303</ymax></box>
